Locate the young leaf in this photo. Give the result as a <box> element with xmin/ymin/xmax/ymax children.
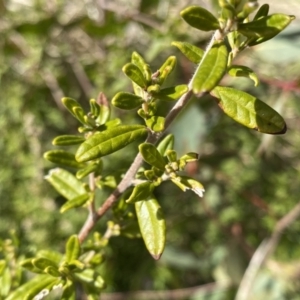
<box><xmin>122</xmin><ymin>63</ymin><xmax>147</xmax><ymax>89</ymax></box>
<box><xmin>145</xmin><ymin>116</ymin><xmax>165</xmax><ymax>132</ymax></box>
<box><xmin>60</xmin><ymin>193</ymin><xmax>90</xmax><ymax>213</ymax></box>
<box><xmin>227</xmin><ymin>65</ymin><xmax>259</xmax><ymax>86</ymax></box>
<box><xmin>76</xmin><ymin>125</ymin><xmax>148</xmax><ymax>162</ymax></box>
<box><xmin>157</xmin><ymin>56</ymin><xmax>176</xmax><ymax>85</ymax></box>
<box><xmin>126</xmin><ymin>182</ymin><xmax>155</xmax><ymax>204</ymax></box>
<box><xmin>157</xmin><ymin>134</ymin><xmax>174</xmax><ymax>156</ymax></box>
<box><xmin>65</xmin><ymin>235</ymin><xmax>81</xmax><ymax>263</ymax></box>
<box><xmin>131</xmin><ymin>51</ymin><xmax>152</xmax><ymax>84</ymax></box>
<box><xmin>32</xmin><ymin>257</ymin><xmax>58</xmax><ymax>272</ymax></box>
<box><xmin>172</xmin><ymin>41</ymin><xmax>204</xmax><ymax>64</ymax></box>
<box><xmin>152</xmin><ymin>85</ymin><xmax>188</xmax><ymax>101</ymax></box>
<box><xmin>76</xmin><ymin>161</ymin><xmax>102</xmax><ymax>179</ymax></box>
<box><xmin>211</xmin><ymin>86</ymin><xmax>287</xmax><ymax>134</ymax></box>
<box><xmin>180</xmin><ymin>6</ymin><xmax>220</xmax><ymax>31</ymax></box>
<box><xmin>112</xmin><ymin>92</ymin><xmax>144</xmax><ymax>110</ymax></box>
<box><xmin>45</xmin><ymin>168</ymin><xmax>87</xmax><ymax>200</ymax></box>
<box><xmin>139</xmin><ymin>143</ymin><xmax>166</xmax><ymax>170</ymax></box>
<box><xmin>238</xmin><ymin>14</ymin><xmax>295</xmax><ymax>46</ymax></box>
<box><xmin>62</xmin><ymin>97</ymin><xmax>84</xmax><ymax>119</ymax></box>
<box><xmin>192</xmin><ymin>42</ymin><xmax>228</xmax><ymax>95</ymax></box>
<box><xmin>52</xmin><ymin>135</ymin><xmax>86</xmax><ymax>146</ymax></box>
<box><xmin>44</xmin><ymin>150</ymin><xmax>85</xmax><ymax>168</ymax></box>
<box><xmin>171</xmin><ymin>176</ymin><xmax>205</xmax><ymax>197</ymax></box>
<box><xmin>253</xmin><ymin>3</ymin><xmax>269</xmax><ymax>21</ymax></box>
<box><xmin>135</xmin><ymin>198</ymin><xmax>166</xmax><ymax>260</ymax></box>
<box><xmin>89</xmin><ymin>99</ymin><xmax>101</xmax><ymax>118</ymax></box>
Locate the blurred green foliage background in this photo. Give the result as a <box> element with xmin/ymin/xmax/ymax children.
<box><xmin>1</xmin><ymin>0</ymin><xmax>300</xmax><ymax>299</ymax></box>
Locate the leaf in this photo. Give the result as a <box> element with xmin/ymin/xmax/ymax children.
<box><xmin>131</xmin><ymin>51</ymin><xmax>152</xmax><ymax>84</ymax></box>
<box><xmin>62</xmin><ymin>97</ymin><xmax>86</xmax><ymax>123</ymax></box>
<box><xmin>180</xmin><ymin>6</ymin><xmax>220</xmax><ymax>31</ymax></box>
<box><xmin>60</xmin><ymin>193</ymin><xmax>90</xmax><ymax>213</ymax></box>
<box><xmin>166</xmin><ymin>149</ymin><xmax>177</xmax><ymax>162</ymax></box>
<box><xmin>227</xmin><ymin>65</ymin><xmax>259</xmax><ymax>86</ymax></box>
<box><xmin>89</xmin><ymin>99</ymin><xmax>101</xmax><ymax>118</ymax></box>
<box><xmin>52</xmin><ymin>135</ymin><xmax>86</xmax><ymax>146</ymax></box>
<box><xmin>20</xmin><ymin>259</ymin><xmax>44</xmax><ymax>274</ymax></box>
<box><xmin>112</xmin><ymin>92</ymin><xmax>144</xmax><ymax>110</ymax></box>
<box><xmin>192</xmin><ymin>42</ymin><xmax>228</xmax><ymax>95</ymax></box>
<box><xmin>126</xmin><ymin>182</ymin><xmax>155</xmax><ymax>203</ymax></box>
<box><xmin>76</xmin><ymin>161</ymin><xmax>102</xmax><ymax>179</ymax></box>
<box><xmin>253</xmin><ymin>4</ymin><xmax>269</xmax><ymax>21</ymax></box>
<box><xmin>76</xmin><ymin>125</ymin><xmax>148</xmax><ymax>162</ymax></box>
<box><xmin>44</xmin><ymin>266</ymin><xmax>61</xmax><ymax>277</ymax></box>
<box><xmin>135</xmin><ymin>198</ymin><xmax>166</xmax><ymax>260</ymax></box>
<box><xmin>157</xmin><ymin>56</ymin><xmax>176</xmax><ymax>85</ymax></box>
<box><xmin>157</xmin><ymin>134</ymin><xmax>174</xmax><ymax>156</ymax></box>
<box><xmin>139</xmin><ymin>143</ymin><xmax>166</xmax><ymax>170</ymax></box>
<box><xmin>210</xmin><ymin>86</ymin><xmax>287</xmax><ymax>134</ymax></box>
<box><xmin>179</xmin><ymin>152</ymin><xmax>199</xmax><ymax>163</ymax></box>
<box><xmin>238</xmin><ymin>14</ymin><xmax>295</xmax><ymax>46</ymax></box>
<box><xmin>171</xmin><ymin>176</ymin><xmax>205</xmax><ymax>197</ymax></box>
<box><xmin>61</xmin><ymin>281</ymin><xmax>75</xmax><ymax>300</ymax></box>
<box><xmin>65</xmin><ymin>235</ymin><xmax>81</xmax><ymax>263</ymax></box>
<box><xmin>152</xmin><ymin>85</ymin><xmax>188</xmax><ymax>101</ymax></box>
<box><xmin>122</xmin><ymin>63</ymin><xmax>147</xmax><ymax>88</ymax></box>
<box><xmin>172</xmin><ymin>41</ymin><xmax>204</xmax><ymax>64</ymax></box>
<box><xmin>145</xmin><ymin>116</ymin><xmax>165</xmax><ymax>132</ymax></box>
<box><xmin>44</xmin><ymin>150</ymin><xmax>85</xmax><ymax>168</ymax></box>
<box><xmin>45</xmin><ymin>168</ymin><xmax>87</xmax><ymax>200</ymax></box>
<box><xmin>6</xmin><ymin>275</ymin><xmax>59</xmax><ymax>300</ymax></box>
<box><xmin>32</xmin><ymin>257</ymin><xmax>58</xmax><ymax>272</ymax></box>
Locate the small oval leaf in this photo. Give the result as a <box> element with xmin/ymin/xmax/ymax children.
<box><xmin>112</xmin><ymin>92</ymin><xmax>144</xmax><ymax>110</ymax></box>
<box><xmin>44</xmin><ymin>150</ymin><xmax>84</xmax><ymax>168</ymax></box>
<box><xmin>126</xmin><ymin>182</ymin><xmax>155</xmax><ymax>204</ymax></box>
<box><xmin>139</xmin><ymin>143</ymin><xmax>166</xmax><ymax>170</ymax></box>
<box><xmin>157</xmin><ymin>134</ymin><xmax>174</xmax><ymax>156</ymax></box>
<box><xmin>45</xmin><ymin>168</ymin><xmax>87</xmax><ymax>200</ymax></box>
<box><xmin>76</xmin><ymin>125</ymin><xmax>148</xmax><ymax>162</ymax></box>
<box><xmin>32</xmin><ymin>257</ymin><xmax>58</xmax><ymax>272</ymax></box>
<box><xmin>60</xmin><ymin>193</ymin><xmax>90</xmax><ymax>213</ymax></box>
<box><xmin>192</xmin><ymin>42</ymin><xmax>228</xmax><ymax>95</ymax></box>
<box><xmin>157</xmin><ymin>56</ymin><xmax>176</xmax><ymax>85</ymax></box>
<box><xmin>145</xmin><ymin>116</ymin><xmax>165</xmax><ymax>132</ymax></box>
<box><xmin>122</xmin><ymin>63</ymin><xmax>147</xmax><ymax>88</ymax></box>
<box><xmin>238</xmin><ymin>14</ymin><xmax>295</xmax><ymax>46</ymax></box>
<box><xmin>52</xmin><ymin>135</ymin><xmax>86</xmax><ymax>146</ymax></box>
<box><xmin>172</xmin><ymin>41</ymin><xmax>204</xmax><ymax>64</ymax></box>
<box><xmin>171</xmin><ymin>176</ymin><xmax>205</xmax><ymax>198</ymax></box>
<box><xmin>180</xmin><ymin>6</ymin><xmax>220</xmax><ymax>31</ymax></box>
<box><xmin>227</xmin><ymin>65</ymin><xmax>259</xmax><ymax>86</ymax></box>
<box><xmin>131</xmin><ymin>51</ymin><xmax>152</xmax><ymax>84</ymax></box>
<box><xmin>211</xmin><ymin>86</ymin><xmax>287</xmax><ymax>134</ymax></box>
<box><xmin>65</xmin><ymin>235</ymin><xmax>81</xmax><ymax>263</ymax></box>
<box><xmin>152</xmin><ymin>85</ymin><xmax>188</xmax><ymax>101</ymax></box>
<box><xmin>135</xmin><ymin>198</ymin><xmax>166</xmax><ymax>260</ymax></box>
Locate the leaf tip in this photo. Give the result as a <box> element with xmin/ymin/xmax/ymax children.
<box><xmin>151</xmin><ymin>253</ymin><xmax>162</xmax><ymax>260</ymax></box>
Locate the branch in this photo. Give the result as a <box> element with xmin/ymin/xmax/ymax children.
<box><xmin>235</xmin><ymin>201</ymin><xmax>300</xmax><ymax>300</ymax></box>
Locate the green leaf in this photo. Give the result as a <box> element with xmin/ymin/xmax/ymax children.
<box><xmin>112</xmin><ymin>92</ymin><xmax>144</xmax><ymax>110</ymax></box>
<box><xmin>32</xmin><ymin>257</ymin><xmax>58</xmax><ymax>272</ymax></box>
<box><xmin>166</xmin><ymin>149</ymin><xmax>177</xmax><ymax>162</ymax></box>
<box><xmin>210</xmin><ymin>86</ymin><xmax>287</xmax><ymax>134</ymax></box>
<box><xmin>157</xmin><ymin>134</ymin><xmax>174</xmax><ymax>157</ymax></box>
<box><xmin>96</xmin><ymin>101</ymin><xmax>110</xmax><ymax>125</ymax></box>
<box><xmin>44</xmin><ymin>150</ymin><xmax>85</xmax><ymax>168</ymax></box>
<box><xmin>65</xmin><ymin>235</ymin><xmax>81</xmax><ymax>263</ymax></box>
<box><xmin>52</xmin><ymin>135</ymin><xmax>86</xmax><ymax>146</ymax></box>
<box><xmin>62</xmin><ymin>97</ymin><xmax>85</xmax><ymax>121</ymax></box>
<box><xmin>171</xmin><ymin>176</ymin><xmax>205</xmax><ymax>197</ymax></box>
<box><xmin>126</xmin><ymin>182</ymin><xmax>155</xmax><ymax>204</ymax></box>
<box><xmin>157</xmin><ymin>56</ymin><xmax>176</xmax><ymax>85</ymax></box>
<box><xmin>122</xmin><ymin>63</ymin><xmax>147</xmax><ymax>88</ymax></box>
<box><xmin>44</xmin><ymin>266</ymin><xmax>61</xmax><ymax>277</ymax></box>
<box><xmin>131</xmin><ymin>51</ymin><xmax>152</xmax><ymax>84</ymax></box>
<box><xmin>61</xmin><ymin>281</ymin><xmax>75</xmax><ymax>300</ymax></box>
<box><xmin>6</xmin><ymin>275</ymin><xmax>59</xmax><ymax>300</ymax></box>
<box><xmin>152</xmin><ymin>85</ymin><xmax>188</xmax><ymax>101</ymax></box>
<box><xmin>180</xmin><ymin>6</ymin><xmax>220</xmax><ymax>31</ymax></box>
<box><xmin>172</xmin><ymin>41</ymin><xmax>204</xmax><ymax>64</ymax></box>
<box><xmin>60</xmin><ymin>193</ymin><xmax>90</xmax><ymax>213</ymax></box>
<box><xmin>135</xmin><ymin>198</ymin><xmax>166</xmax><ymax>260</ymax></box>
<box><xmin>20</xmin><ymin>258</ymin><xmax>44</xmax><ymax>274</ymax></box>
<box><xmin>179</xmin><ymin>152</ymin><xmax>199</xmax><ymax>163</ymax></box>
<box><xmin>89</xmin><ymin>99</ymin><xmax>101</xmax><ymax>117</ymax></box>
<box><xmin>145</xmin><ymin>116</ymin><xmax>165</xmax><ymax>132</ymax></box>
<box><xmin>238</xmin><ymin>14</ymin><xmax>295</xmax><ymax>46</ymax></box>
<box><xmin>253</xmin><ymin>3</ymin><xmax>269</xmax><ymax>21</ymax></box>
<box><xmin>76</xmin><ymin>125</ymin><xmax>148</xmax><ymax>162</ymax></box>
<box><xmin>192</xmin><ymin>42</ymin><xmax>228</xmax><ymax>95</ymax></box>
<box><xmin>76</xmin><ymin>161</ymin><xmax>102</xmax><ymax>179</ymax></box>
<box><xmin>139</xmin><ymin>143</ymin><xmax>166</xmax><ymax>170</ymax></box>
<box><xmin>227</xmin><ymin>65</ymin><xmax>259</xmax><ymax>86</ymax></box>
<box><xmin>45</xmin><ymin>168</ymin><xmax>87</xmax><ymax>200</ymax></box>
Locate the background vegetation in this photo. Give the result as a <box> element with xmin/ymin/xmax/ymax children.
<box><xmin>1</xmin><ymin>0</ymin><xmax>300</xmax><ymax>299</ymax></box>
